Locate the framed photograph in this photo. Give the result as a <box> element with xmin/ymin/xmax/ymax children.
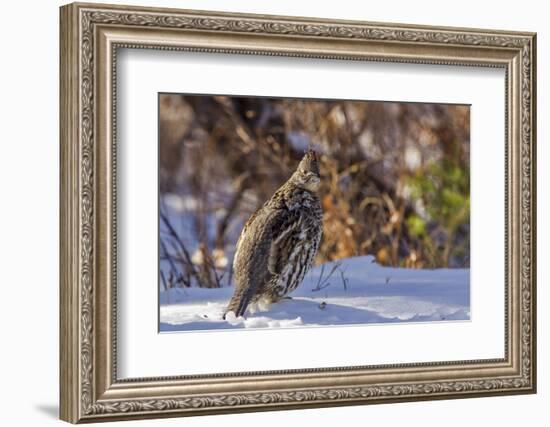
<box><xmin>59</xmin><ymin>2</ymin><xmax>537</xmax><ymax>423</ymax></box>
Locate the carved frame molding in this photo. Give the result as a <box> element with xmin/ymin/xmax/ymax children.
<box><xmin>60</xmin><ymin>2</ymin><xmax>536</xmax><ymax>423</ymax></box>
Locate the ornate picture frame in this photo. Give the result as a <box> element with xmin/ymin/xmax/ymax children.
<box><xmin>60</xmin><ymin>2</ymin><xmax>536</xmax><ymax>423</ymax></box>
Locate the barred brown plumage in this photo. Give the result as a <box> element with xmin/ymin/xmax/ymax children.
<box><xmin>224</xmin><ymin>150</ymin><xmax>323</xmax><ymax>319</ymax></box>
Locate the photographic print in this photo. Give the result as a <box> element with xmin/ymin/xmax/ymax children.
<box><xmin>158</xmin><ymin>94</ymin><xmax>471</xmax><ymax>332</ymax></box>
<box><xmin>60</xmin><ymin>4</ymin><xmax>536</xmax><ymax>421</ymax></box>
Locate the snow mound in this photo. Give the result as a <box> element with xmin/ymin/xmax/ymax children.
<box><xmin>159</xmin><ymin>255</ymin><xmax>469</xmax><ymax>332</ymax></box>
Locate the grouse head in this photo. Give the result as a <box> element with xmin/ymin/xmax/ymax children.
<box><xmin>292</xmin><ymin>149</ymin><xmax>321</xmax><ymax>192</ymax></box>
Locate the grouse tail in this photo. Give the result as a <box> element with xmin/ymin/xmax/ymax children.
<box><xmin>223</xmin><ymin>290</ymin><xmax>252</xmax><ymax>319</ymax></box>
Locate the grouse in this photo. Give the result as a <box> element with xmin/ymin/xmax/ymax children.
<box><xmin>224</xmin><ymin>150</ymin><xmax>323</xmax><ymax>319</ymax></box>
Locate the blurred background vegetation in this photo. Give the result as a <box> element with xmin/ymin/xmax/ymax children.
<box><xmin>159</xmin><ymin>94</ymin><xmax>469</xmax><ymax>290</ymax></box>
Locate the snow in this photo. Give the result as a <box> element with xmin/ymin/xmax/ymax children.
<box><xmin>159</xmin><ymin>255</ymin><xmax>470</xmax><ymax>332</ymax></box>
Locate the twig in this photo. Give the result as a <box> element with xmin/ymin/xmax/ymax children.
<box><xmin>160</xmin><ymin>239</ymin><xmax>179</xmax><ymax>278</ymax></box>
<box><xmin>314</xmin><ymin>264</ymin><xmax>326</xmax><ymax>290</ymax></box>
<box><xmin>160</xmin><ymin>270</ymin><xmax>168</xmax><ymax>291</ymax></box>
<box><xmin>311</xmin><ymin>261</ymin><xmax>342</xmax><ymax>292</ymax></box>
<box><xmin>339</xmin><ymin>268</ymin><xmax>349</xmax><ymax>291</ymax></box>
<box><xmin>160</xmin><ymin>209</ymin><xmax>199</xmax><ymax>279</ymax></box>
<box><xmin>215</xmin><ymin>172</ymin><xmax>250</xmax><ymax>251</ymax></box>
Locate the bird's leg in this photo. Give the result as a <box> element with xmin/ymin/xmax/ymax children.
<box><xmin>257</xmin><ymin>296</ymin><xmax>273</xmax><ymax>312</ymax></box>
